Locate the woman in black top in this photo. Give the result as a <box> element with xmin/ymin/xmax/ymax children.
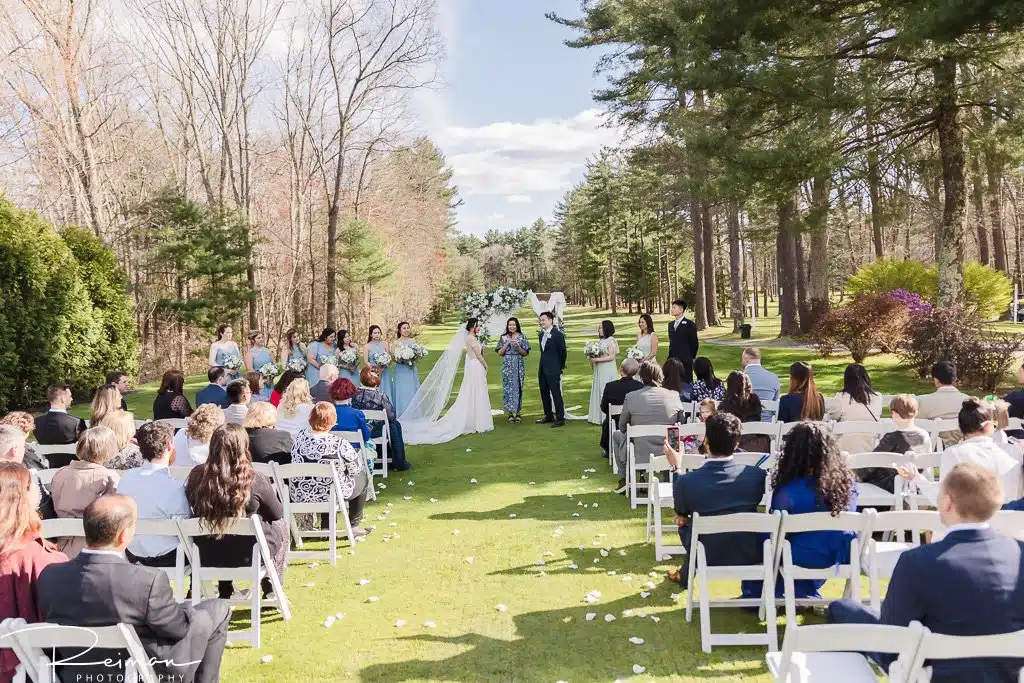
<box><xmin>243</xmin><ymin>403</ymin><xmax>293</xmax><ymax>466</ymax></box>
<box><xmin>185</xmin><ymin>424</ymin><xmax>285</xmax><ymax>599</ymax></box>
<box><xmin>152</xmin><ymin>370</ymin><xmax>193</xmax><ymax>420</ymax></box>
<box><xmin>720</xmin><ymin>371</ymin><xmax>767</xmax><ymax>452</ymax></box>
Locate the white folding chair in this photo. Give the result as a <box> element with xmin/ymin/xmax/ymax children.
<box><xmin>845</xmin><ymin>451</ymin><xmax>915</xmax><ymax>509</ymax></box>
<box><xmin>156</xmin><ymin>418</ymin><xmax>188</xmax><ymax>430</ymax></box>
<box><xmin>905</xmin><ymin>452</ymin><xmax>944</xmax><ymax>510</ymax></box>
<box><xmin>334</xmin><ymin>430</ymin><xmax>375</xmax><ymax>501</ymax></box>
<box><xmin>832</xmin><ymin>420</ymin><xmax>898</xmax><ymax>448</ymax></box>
<box><xmin>177</xmin><ymin>514</ymin><xmax>290</xmax><ymax>648</ymax></box>
<box><xmin>0</xmin><ymin>617</ymin><xmax>29</xmax><ymax>683</ymax></box>
<box><xmin>133</xmin><ymin>519</ymin><xmax>192</xmax><ymax>602</ymax></box>
<box><xmin>272</xmin><ymin>461</ymin><xmax>356</xmax><ymax>564</ymax></box>
<box><xmin>775</xmin><ymin>511</ymin><xmax>869</xmax><ymax>623</ymax></box>
<box><xmin>918</xmin><ymin>419</ymin><xmax>960</xmax><ymax>452</ymax></box>
<box><xmin>608</xmin><ymin>404</ymin><xmax>623</xmax><ymax>471</ymax></box>
<box><xmin>31</xmin><ymin>444</ymin><xmax>78</xmax><ymax>468</ymax></box>
<box><xmin>625</xmin><ymin>424</ymin><xmax>678</xmax><ymax>509</ymax></box>
<box><xmin>40</xmin><ymin>518</ymin><xmax>85</xmax><ymax>540</ymax></box>
<box><xmin>686</xmin><ymin>511</ymin><xmax>783</xmax><ymax>653</ymax></box>
<box><xmin>861</xmin><ymin>510</ymin><xmax>944</xmax><ymax>611</ymax></box>
<box><xmin>12</xmin><ymin>620</ymin><xmax>159</xmax><ymax>683</ymax></box>
<box><xmin>990</xmin><ymin>510</ymin><xmax>1024</xmax><ymax>541</ymax></box>
<box><xmin>742</xmin><ymin>422</ymin><xmax>783</xmax><ymax>452</ymax></box>
<box><xmin>765</xmin><ymin>621</ymin><xmax>926</xmax><ymax>683</ymax></box>
<box><xmin>32</xmin><ymin>469</ymin><xmax>58</xmax><ymax>486</ymax></box>
<box><xmin>1009</xmin><ymin>418</ymin><xmax>1024</xmax><ymax>431</ymax></box>
<box><xmin>133</xmin><ymin>419</ymin><xmax>151</xmax><ymax>429</ymax></box>
<box><xmin>646</xmin><ymin>455</ymin><xmax>696</xmax><ymax>560</ymax></box>
<box><xmin>762</xmin><ymin>399</ymin><xmax>780</xmax><ymax>423</ymax></box>
<box><xmin>905</xmin><ymin>627</ymin><xmax>1024</xmax><ymax>683</ymax></box>
<box><xmin>361</xmin><ymin>409</ymin><xmax>391</xmax><ymax>479</ymax></box>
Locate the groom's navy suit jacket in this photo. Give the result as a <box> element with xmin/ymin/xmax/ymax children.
<box><xmin>538</xmin><ymin>328</ymin><xmax>567</xmax><ymax>376</ymax></box>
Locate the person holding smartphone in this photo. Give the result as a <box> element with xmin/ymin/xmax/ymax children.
<box><xmin>662</xmin><ymin>412</ymin><xmax>767</xmax><ymax>589</ymax></box>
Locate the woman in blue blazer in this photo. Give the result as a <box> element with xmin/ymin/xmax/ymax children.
<box><xmin>327</xmin><ymin>378</ymin><xmax>372</xmax><ymax>446</ymax></box>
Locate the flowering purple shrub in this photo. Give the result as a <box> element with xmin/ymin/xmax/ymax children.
<box><xmin>885</xmin><ymin>289</ymin><xmax>932</xmax><ymax>316</ymax></box>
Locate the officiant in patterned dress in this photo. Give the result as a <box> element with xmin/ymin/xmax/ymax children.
<box><xmin>496</xmin><ymin>317</ymin><xmax>530</xmax><ymax>423</ymax></box>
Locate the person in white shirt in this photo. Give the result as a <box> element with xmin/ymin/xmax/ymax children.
<box><xmin>172</xmin><ymin>404</ymin><xmax>225</xmax><ymax>467</ymax></box>
<box><xmin>223</xmin><ymin>379</ymin><xmax>251</xmax><ymax>425</ymax></box>
<box><xmin>899</xmin><ymin>397</ymin><xmax>1023</xmax><ymax>505</ymax></box>
<box><xmin>116</xmin><ymin>421</ymin><xmax>192</xmax><ymax>567</ymax></box>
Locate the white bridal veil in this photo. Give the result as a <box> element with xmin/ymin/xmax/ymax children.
<box><xmin>398</xmin><ymin>328</ymin><xmax>468</xmax><ymax>426</ymax></box>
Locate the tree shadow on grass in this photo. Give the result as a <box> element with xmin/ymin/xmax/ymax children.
<box><xmin>488</xmin><ymin>542</ymin><xmax>670</xmax><ymax>579</ymax></box>
<box><xmin>429</xmin><ymin>493</ymin><xmax>629</xmax><ymax>523</ymax></box>
<box><xmin>359</xmin><ymin>590</ymin><xmax>771</xmax><ymax>682</ymax></box>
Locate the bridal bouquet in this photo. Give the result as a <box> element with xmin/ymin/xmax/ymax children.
<box><xmin>259</xmin><ymin>362</ymin><xmax>280</xmax><ymax>383</ymax></box>
<box><xmin>371</xmin><ymin>351</ymin><xmax>392</xmax><ymax>368</ymax></box>
<box><xmin>338</xmin><ymin>348</ymin><xmax>359</xmax><ymax>366</ymax></box>
<box><xmin>221</xmin><ymin>353</ymin><xmax>242</xmax><ymax>371</ymax></box>
<box><xmin>583</xmin><ymin>341</ymin><xmax>603</xmax><ymax>359</ymax></box>
<box><xmin>624</xmin><ymin>346</ymin><xmax>646</xmax><ymax>362</ymax></box>
<box><xmin>286</xmin><ymin>357</ymin><xmax>307</xmax><ymax>373</ymax></box>
<box><xmin>396</xmin><ymin>344</ymin><xmax>428</xmax><ymax>366</ymax></box>
<box><xmin>318</xmin><ymin>353</ymin><xmax>337</xmax><ymax>367</ymax></box>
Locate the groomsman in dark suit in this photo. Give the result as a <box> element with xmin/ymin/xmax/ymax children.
<box><xmin>667</xmin><ymin>298</ymin><xmax>699</xmax><ymax>383</ymax></box>
<box><xmin>33</xmin><ymin>384</ymin><xmax>86</xmax><ymax>447</ymax></box>
<box><xmin>536</xmin><ymin>312</ymin><xmax>567</xmax><ymax>428</ymax></box>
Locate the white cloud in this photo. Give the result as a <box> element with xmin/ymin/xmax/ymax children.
<box><xmin>505</xmin><ymin>195</ymin><xmax>533</xmax><ymax>204</ymax></box>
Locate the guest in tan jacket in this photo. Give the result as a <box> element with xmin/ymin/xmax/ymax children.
<box><xmin>916</xmin><ymin>360</ymin><xmax>971</xmax><ymax>446</ymax></box>
<box><xmin>826</xmin><ymin>364</ymin><xmax>883</xmax><ymax>455</ymax></box>
<box><xmin>50</xmin><ymin>426</ymin><xmax>120</xmax><ymax>557</ymax></box>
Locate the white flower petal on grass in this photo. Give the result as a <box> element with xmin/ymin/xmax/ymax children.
<box><xmin>465</xmin><ymin>556</ymin><xmax>474</xmax><ymax>564</ymax></box>
<box><xmin>577</xmin><ymin>501</ymin><xmax>584</xmax><ymax>507</ymax></box>
<box><xmin>640</xmin><ymin>591</ymin><xmax>650</xmax><ymax>598</ymax></box>
<box><xmin>309</xmin><ymin>562</ymin><xmax>320</xmax><ymax>568</ymax></box>
<box><xmin>592</xmin><ymin>541</ymin><xmax>601</xmax><ymax>546</ymax></box>
<box><xmin>599</xmin><ymin>549</ymin><xmax>609</xmax><ymax>557</ymax></box>
<box><xmin>261</xmin><ymin>655</ymin><xmax>273</xmax><ymax>664</ymax></box>
<box><xmin>592</xmin><ymin>503</ymin><xmax>599</xmax><ymax>508</ymax></box>
<box><xmin>543</xmin><ymin>551</ymin><xmax>555</xmax><ymax>557</ymax></box>
<box><xmin>495</xmin><ymin>604</ymin><xmax>507</xmax><ymax>612</ymax></box>
<box><xmin>622</xmin><ymin>576</ymin><xmax>632</xmax><ymax>582</ymax></box>
<box><xmin>649</xmin><ymin>615</ymin><xmax>661</xmax><ymax>623</ymax></box>
<box><xmin>423</xmin><ymin>621</ymin><xmax>437</xmax><ymax>628</ymax></box>
<box><xmin>395</xmin><ymin>619</ymin><xmax>406</xmax><ymax>628</ymax></box>
<box><xmin>509</xmin><ymin>513</ymin><xmax>517</xmax><ymax>518</ymax></box>
<box><xmin>581</xmin><ymin>475</ymin><xmax>589</xmax><ymax>480</ymax></box>
<box><xmin>618</xmin><ymin>549</ymin><xmax>627</xmax><ymax>556</ymax></box>
<box><xmin>607</xmin><ymin>570</ymin><xmax>617</xmax><ymax>576</ymax></box>
<box><xmin>568</xmin><ymin>563</ymin><xmax>579</xmax><ymax>570</ymax></box>
<box><xmin>585</xmin><ymin>612</ymin><xmax>597</xmax><ymax>621</ymax></box>
<box><xmin>583</xmin><ymin>590</ymin><xmax>602</xmax><ymax>603</ymax></box>
<box><xmin>303</xmin><ymin>582</ymin><xmax>315</xmax><ymax>588</ymax></box>
<box><xmin>645</xmin><ymin>581</ymin><xmax>656</xmax><ymax>589</ymax></box>
<box><xmin>367</xmin><ymin>596</ymin><xmax>380</xmax><ymax>603</ymax></box>
<box><xmin>629</xmin><ymin>637</ymin><xmax>645</xmax><ymax>645</ymax></box>
<box><xmin>604</xmin><ymin>614</ymin><xmax>616</xmax><ymax>622</ymax></box>
<box><xmin>407</xmin><ymin>481</ymin><xmax>415</xmax><ymax>486</ymax></box>
<box><xmin>529</xmin><ymin>481</ymin><xmax>536</xmax><ymax>485</ymax></box>
<box><xmin>567</xmin><ymin>493</ymin><xmax>573</xmax><ymax>498</ymax></box>
<box><xmin>430</xmin><ymin>498</ymin><xmax>438</xmax><ymax>503</ymax></box>
<box><xmin>390</xmin><ymin>522</ymin><xmax>398</xmax><ymax>527</ymax></box>
<box><xmin>648</xmin><ymin>572</ymin><xmax>659</xmax><ymax>578</ymax></box>
<box><xmin>593</xmin><ymin>558</ymin><xmax>600</xmax><ymax>564</ymax></box>
<box><xmin>386</xmin><ymin>502</ymin><xmax>394</xmax><ymax>508</ymax></box>
<box><xmin>535</xmin><ymin>560</ymin><xmax>546</xmax><ymax>566</ymax></box>
<box><xmin>358</xmin><ymin>578</ymin><xmax>370</xmax><ymax>586</ymax></box>
<box><xmin>633</xmin><ymin>665</ymin><xmax>647</xmax><ymax>674</ymax></box>
<box><xmin>622</xmin><ymin>609</ymin><xmax>634</xmax><ymax>617</ymax></box>
<box><xmin>323</xmin><ymin>616</ymin><xmax>336</xmax><ymax>628</ymax></box>
<box><xmin>670</xmin><ymin>593</ymin><xmax>681</xmax><ymax>601</ymax></box>
<box><xmin>572</xmin><ymin>513</ymin><xmax>580</xmax><ymax>518</ymax></box>
<box><xmin>470</xmin><ymin>478</ymin><xmax>478</xmax><ymax>484</ymax></box>
<box><xmin>335</xmin><ymin>613</ymin><xmax>345</xmax><ymax>619</ymax></box>
<box><xmin>403</xmin><ymin>496</ymin><xmax>412</xmax><ymax>500</ymax></box>
<box><xmin>382</xmin><ymin>536</ymin><xmax>392</xmax><ymax>543</ymax></box>
<box><xmin>377</xmin><ymin>483</ymin><xmax>386</xmax><ymax>489</ymax></box>
<box><xmin>452</xmin><ymin>529</ymin><xmax>461</xmax><ymax>535</ymax></box>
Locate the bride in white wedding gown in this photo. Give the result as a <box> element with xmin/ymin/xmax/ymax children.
<box><xmin>399</xmin><ymin>318</ymin><xmax>494</xmax><ymax>445</ymax></box>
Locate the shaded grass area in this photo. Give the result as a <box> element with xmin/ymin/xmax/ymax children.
<box><xmin>77</xmin><ymin>308</ymin><xmax>917</xmax><ymax>682</ymax></box>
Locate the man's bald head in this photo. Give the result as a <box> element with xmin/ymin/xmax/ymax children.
<box><xmin>83</xmin><ymin>494</ymin><xmax>137</xmax><ymax>550</ymax></box>
<box><xmin>620</xmin><ymin>357</ymin><xmax>640</xmax><ymax>377</ymax></box>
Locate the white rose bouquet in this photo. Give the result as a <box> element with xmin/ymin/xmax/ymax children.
<box><xmin>318</xmin><ymin>353</ymin><xmax>336</xmax><ymax>366</ymax></box>
<box><xmin>259</xmin><ymin>362</ymin><xmax>280</xmax><ymax>383</ymax></box>
<box><xmin>583</xmin><ymin>341</ymin><xmax>603</xmax><ymax>359</ymax></box>
<box><xmin>625</xmin><ymin>346</ymin><xmax>646</xmax><ymax>362</ymax></box>
<box><xmin>371</xmin><ymin>351</ymin><xmax>392</xmax><ymax>368</ymax></box>
<box><xmin>338</xmin><ymin>348</ymin><xmax>358</xmax><ymax>366</ymax></box>
<box><xmin>395</xmin><ymin>344</ymin><xmax>428</xmax><ymax>366</ymax></box>
<box><xmin>221</xmin><ymin>353</ymin><xmax>242</xmax><ymax>371</ymax></box>
<box><xmin>286</xmin><ymin>357</ymin><xmax>307</xmax><ymax>373</ymax></box>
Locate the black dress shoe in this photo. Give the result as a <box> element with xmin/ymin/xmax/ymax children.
<box><xmin>536</xmin><ymin>417</ymin><xmax>554</xmax><ymax>424</ymax></box>
<box><xmin>551</xmin><ymin>420</ymin><xmax>566</xmax><ymax>428</ymax></box>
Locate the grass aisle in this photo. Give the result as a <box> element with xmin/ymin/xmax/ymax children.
<box><xmin>101</xmin><ymin>308</ymin><xmax>931</xmax><ymax>682</ymax></box>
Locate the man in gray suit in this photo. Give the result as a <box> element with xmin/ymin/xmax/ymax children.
<box><xmin>310</xmin><ymin>363</ymin><xmax>339</xmax><ymax>403</ymax></box>
<box><xmin>37</xmin><ymin>495</ymin><xmax>230</xmax><ymax>683</ymax></box>
<box><xmin>612</xmin><ymin>360</ymin><xmax>687</xmax><ymax>493</ymax></box>
<box><xmin>742</xmin><ymin>347</ymin><xmax>780</xmax><ymax>420</ymax></box>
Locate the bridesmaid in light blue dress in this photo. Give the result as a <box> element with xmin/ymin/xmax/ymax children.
<box><xmin>280</xmin><ymin>327</ymin><xmax>307</xmax><ymax>374</ymax></box>
<box><xmin>337</xmin><ymin>329</ymin><xmax>361</xmax><ymax>386</ymax></box>
<box><xmin>391</xmin><ymin>321</ymin><xmax>421</xmax><ymax>417</ymax></box>
<box><xmin>364</xmin><ymin>325</ymin><xmax>394</xmax><ymax>405</ymax></box>
<box><xmin>244</xmin><ymin>330</ymin><xmax>275</xmax><ymax>400</ymax></box>
<box><xmin>305</xmin><ymin>327</ymin><xmax>339</xmax><ymax>386</ymax></box>
<box><xmin>208</xmin><ymin>324</ymin><xmax>242</xmax><ymax>380</ymax></box>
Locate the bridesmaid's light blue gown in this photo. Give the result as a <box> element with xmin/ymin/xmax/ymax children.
<box><xmin>391</xmin><ymin>341</ymin><xmax>421</xmax><ymax>417</ymax></box>
<box><xmin>214</xmin><ymin>343</ymin><xmax>241</xmax><ymax>380</ymax></box>
<box><xmin>285</xmin><ymin>345</ymin><xmax>305</xmax><ymax>372</ymax></box>
<box><xmin>368</xmin><ymin>341</ymin><xmax>394</xmax><ymax>405</ymax></box>
<box><xmin>339</xmin><ymin>345</ymin><xmax>360</xmax><ymax>386</ymax></box>
<box><xmin>305</xmin><ymin>341</ymin><xmax>338</xmax><ymax>386</ymax></box>
<box><xmin>250</xmin><ymin>347</ymin><xmax>274</xmax><ymax>399</ymax></box>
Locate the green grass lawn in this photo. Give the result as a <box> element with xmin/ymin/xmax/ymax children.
<box><xmin>85</xmin><ymin>308</ymin><xmax>934</xmax><ymax>682</ymax></box>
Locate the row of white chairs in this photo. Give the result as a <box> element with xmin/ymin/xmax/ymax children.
<box><xmin>766</xmin><ymin>620</ymin><xmax>1024</xmax><ymax>683</ymax></box>
<box><xmin>679</xmin><ymin>507</ymin><xmax>1024</xmax><ymax>654</ymax></box>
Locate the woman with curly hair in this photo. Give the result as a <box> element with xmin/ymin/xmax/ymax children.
<box><xmin>771</xmin><ymin>422</ymin><xmax>858</xmax><ymax>599</ymax></box>
<box><xmin>185</xmin><ymin>424</ymin><xmax>285</xmax><ymax>600</ymax></box>
<box><xmin>172</xmin><ymin>403</ymin><xmax>226</xmax><ymax>467</ymax></box>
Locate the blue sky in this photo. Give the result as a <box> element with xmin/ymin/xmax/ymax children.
<box><xmin>421</xmin><ymin>0</ymin><xmax>622</xmax><ymax>236</ymax></box>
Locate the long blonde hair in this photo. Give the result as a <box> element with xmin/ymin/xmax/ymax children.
<box><xmin>100</xmin><ymin>411</ymin><xmax>136</xmax><ymax>449</ymax></box>
<box><xmin>280</xmin><ymin>378</ymin><xmax>312</xmax><ymax>418</ymax></box>
<box><xmin>90</xmin><ymin>385</ymin><xmax>121</xmax><ymax>425</ymax></box>
<box><xmin>0</xmin><ymin>463</ymin><xmax>41</xmax><ymax>557</ymax></box>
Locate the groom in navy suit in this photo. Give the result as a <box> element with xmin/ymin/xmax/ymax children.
<box><xmin>667</xmin><ymin>298</ymin><xmax>699</xmax><ymax>383</ymax></box>
<box><xmin>536</xmin><ymin>312</ymin><xmax>567</xmax><ymax>428</ymax></box>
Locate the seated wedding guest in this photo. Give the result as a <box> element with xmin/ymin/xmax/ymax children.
<box><xmin>612</xmin><ymin>360</ymin><xmax>687</xmax><ymax>494</ymax></box>
<box><xmin>153</xmin><ymin>369</ymin><xmax>193</xmax><ymax>420</ymax></box>
<box><xmin>50</xmin><ymin>426</ymin><xmax>120</xmax><ymax>557</ymax></box>
<box><xmin>0</xmin><ymin>462</ymin><xmax>68</xmax><ymax>683</ymax></box>
<box><xmin>290</xmin><ymin>402</ymin><xmax>370</xmax><ymax>538</ymax></box>
<box><xmin>352</xmin><ymin>366</ymin><xmax>411</xmax><ymax>471</ymax></box>
<box><xmin>918</xmin><ymin>360</ymin><xmax>970</xmax><ymax>446</ymax></box>
<box><xmin>246</xmin><ymin>371</ymin><xmax>268</xmax><ymax>403</ymax></box>
<box><xmin>310</xmin><ymin>363</ymin><xmax>339</xmax><ymax>403</ymax></box>
<box><xmin>101</xmin><ymin>410</ymin><xmax>144</xmax><ymax>471</ymax></box>
<box><xmin>106</xmin><ymin>370</ymin><xmax>131</xmax><ymax>410</ymax></box>
<box><xmin>172</xmin><ymin>403</ymin><xmax>225</xmax><ymax>468</ymax></box>
<box><xmin>37</xmin><ymin>495</ymin><xmax>230</xmax><ymax>683</ymax></box>
<box><xmin>899</xmin><ymin>398</ymin><xmax>1023</xmax><ymax>505</ymax></box>
<box><xmin>663</xmin><ymin>358</ymin><xmax>694</xmax><ymax>403</ymax></box>
<box><xmin>0</xmin><ymin>423</ymin><xmax>28</xmax><ymax>465</ymax></box>
<box><xmin>777</xmin><ymin>361</ymin><xmax>825</xmax><ymax>423</ymax></box>
<box><xmin>829</xmin><ymin>463</ymin><xmax>1024</xmax><ymax>683</ymax></box>
<box><xmin>683</xmin><ymin>399</ymin><xmax>718</xmax><ymax>454</ymax></box>
<box><xmin>598</xmin><ymin>358</ymin><xmax>644</xmax><ymax>455</ymax></box>
<box><xmin>223</xmin><ymin>379</ymin><xmax>251</xmax><ymax>425</ymax></box>
<box><xmin>329</xmin><ymin>378</ymin><xmax>372</xmax><ymax>444</ymax></box>
<box><xmin>116</xmin><ymin>422</ymin><xmax>191</xmax><ymax>567</ymax></box>
<box><xmin>1002</xmin><ymin>361</ymin><xmax>1024</xmax><ymax>437</ymax></box>
<box><xmin>276</xmin><ymin>378</ymin><xmax>315</xmax><ymax>435</ymax></box>
<box><xmin>2</xmin><ymin>412</ymin><xmax>46</xmax><ymax>469</ymax></box>
<box><xmin>692</xmin><ymin>357</ymin><xmax>725</xmax><ymax>401</ymax></box>
<box><xmin>270</xmin><ymin>369</ymin><xmax>303</xmax><ymax>407</ymax></box>
<box><xmin>858</xmin><ymin>394</ymin><xmax>933</xmax><ymax>493</ymax></box>
<box><xmin>825</xmin><ymin>363</ymin><xmax>883</xmax><ymax>454</ymax></box>
<box><xmin>34</xmin><ymin>384</ymin><xmax>86</xmax><ymax>447</ymax></box>
<box><xmin>720</xmin><ymin>371</ymin><xmax>768</xmax><ymax>452</ymax></box>
<box><xmin>991</xmin><ymin>399</ymin><xmax>1022</xmax><ymax>460</ymax></box>
<box><xmin>741</xmin><ymin>346</ymin><xmax>780</xmax><ymax>405</ymax></box>
<box><xmin>91</xmin><ymin>384</ymin><xmax>122</xmax><ymax>426</ymax></box>
<box><xmin>244</xmin><ymin>402</ymin><xmax>293</xmax><ymax>466</ymax></box>
<box><xmin>770</xmin><ymin>422</ymin><xmax>858</xmax><ymax>599</ymax></box>
<box><xmin>186</xmin><ymin>424</ymin><xmax>286</xmax><ymax>600</ymax></box>
<box><xmin>662</xmin><ymin>413</ymin><xmax>766</xmax><ymax>589</ymax></box>
<box><xmin>196</xmin><ymin>367</ymin><xmax>231</xmax><ymax>408</ymax></box>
